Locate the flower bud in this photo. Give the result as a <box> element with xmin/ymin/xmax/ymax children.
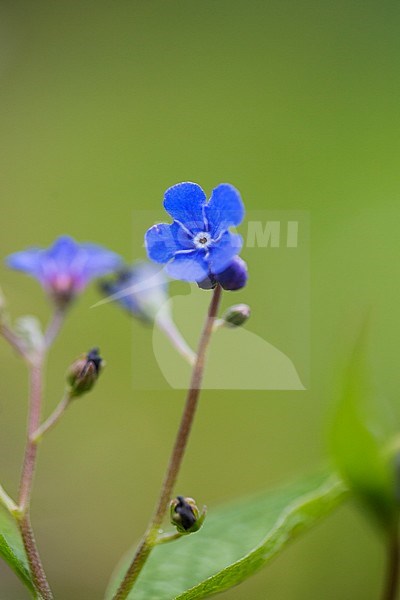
<box><xmin>170</xmin><ymin>496</ymin><xmax>206</xmax><ymax>534</ymax></box>
<box><xmin>67</xmin><ymin>348</ymin><xmax>103</xmax><ymax>398</ymax></box>
<box><xmin>222</xmin><ymin>304</ymin><xmax>251</xmax><ymax>328</ymax></box>
<box><xmin>216</xmin><ymin>256</ymin><xmax>248</xmax><ymax>291</ymax></box>
<box><xmin>198</xmin><ymin>256</ymin><xmax>248</xmax><ymax>292</ymax></box>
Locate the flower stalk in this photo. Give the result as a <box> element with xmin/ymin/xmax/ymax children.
<box><xmin>113</xmin><ymin>284</ymin><xmax>222</xmax><ymax>600</ymax></box>
<box><xmin>155</xmin><ymin>308</ymin><xmax>196</xmax><ymax>366</ymax></box>
<box><xmin>1</xmin><ymin>235</ymin><xmax>121</xmax><ymax>599</ymax></box>
<box><xmin>44</xmin><ymin>308</ymin><xmax>66</xmax><ymax>349</ymax></box>
<box><xmin>0</xmin><ymin>321</ymin><xmax>30</xmax><ymax>362</ymax></box>
<box><xmin>16</xmin><ymin>309</ymin><xmax>66</xmax><ymax>599</ymax></box>
<box><xmin>31</xmin><ymin>391</ymin><xmax>71</xmax><ymax>443</ymax></box>
<box><xmin>154</xmin><ymin>531</ymin><xmax>183</xmax><ymax>545</ymax></box>
<box><xmin>19</xmin><ymin>360</ymin><xmax>43</xmax><ymax>513</ymax></box>
<box><xmin>17</xmin><ymin>355</ymin><xmax>54</xmax><ymax>600</ymax></box>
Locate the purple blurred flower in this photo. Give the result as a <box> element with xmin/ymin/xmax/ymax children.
<box><xmin>6</xmin><ymin>235</ymin><xmax>121</xmax><ymax>307</ymax></box>
<box><xmin>145</xmin><ymin>182</ymin><xmax>245</xmax><ymax>283</ymax></box>
<box><xmin>100</xmin><ymin>261</ymin><xmax>168</xmax><ymax>322</ymax></box>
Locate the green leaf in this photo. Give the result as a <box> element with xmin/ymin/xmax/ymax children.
<box><xmin>331</xmin><ymin>326</ymin><xmax>397</xmax><ymax>528</ymax></box>
<box><xmin>0</xmin><ymin>507</ymin><xmax>36</xmax><ymax>596</ymax></box>
<box><xmin>107</xmin><ymin>472</ymin><xmax>346</xmax><ymax>600</ymax></box>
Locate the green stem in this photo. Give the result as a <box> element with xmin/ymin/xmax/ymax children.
<box><xmin>155</xmin><ymin>531</ymin><xmax>183</xmax><ymax>545</ymax></box>
<box><xmin>0</xmin><ymin>484</ymin><xmax>18</xmax><ymax>515</ymax></box>
<box><xmin>31</xmin><ymin>391</ymin><xmax>71</xmax><ymax>443</ymax></box>
<box><xmin>382</xmin><ymin>526</ymin><xmax>400</xmax><ymax>600</ymax></box>
<box><xmin>112</xmin><ymin>284</ymin><xmax>222</xmax><ymax>600</ymax></box>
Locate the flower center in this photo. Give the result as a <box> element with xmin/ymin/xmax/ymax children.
<box><xmin>193</xmin><ymin>232</ymin><xmax>212</xmax><ymax>249</ymax></box>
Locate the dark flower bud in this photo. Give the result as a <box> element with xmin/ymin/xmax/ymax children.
<box><xmin>67</xmin><ymin>347</ymin><xmax>103</xmax><ymax>398</ymax></box>
<box><xmin>222</xmin><ymin>303</ymin><xmax>251</xmax><ymax>327</ymax></box>
<box><xmin>198</xmin><ymin>256</ymin><xmax>248</xmax><ymax>292</ymax></box>
<box><xmin>216</xmin><ymin>256</ymin><xmax>248</xmax><ymax>291</ymax></box>
<box><xmin>170</xmin><ymin>496</ymin><xmax>206</xmax><ymax>534</ymax></box>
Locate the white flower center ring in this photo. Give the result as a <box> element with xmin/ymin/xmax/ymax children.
<box><xmin>193</xmin><ymin>231</ymin><xmax>212</xmax><ymax>249</ymax></box>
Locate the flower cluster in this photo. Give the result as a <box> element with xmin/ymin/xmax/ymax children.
<box><xmin>0</xmin><ymin>181</ymin><xmax>250</xmax><ymax>600</ymax></box>
<box><xmin>6</xmin><ymin>184</ymin><xmax>248</xmax><ymax>308</ymax></box>
<box><xmin>145</xmin><ymin>182</ymin><xmax>247</xmax><ymax>290</ymax></box>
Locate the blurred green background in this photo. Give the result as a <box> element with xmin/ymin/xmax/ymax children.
<box><xmin>1</xmin><ymin>1</ymin><xmax>400</xmax><ymax>598</ymax></box>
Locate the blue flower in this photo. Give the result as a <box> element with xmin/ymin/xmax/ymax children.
<box><xmin>6</xmin><ymin>235</ymin><xmax>122</xmax><ymax>306</ymax></box>
<box><xmin>145</xmin><ymin>182</ymin><xmax>245</xmax><ymax>283</ymax></box>
<box><xmin>100</xmin><ymin>261</ymin><xmax>168</xmax><ymax>322</ymax></box>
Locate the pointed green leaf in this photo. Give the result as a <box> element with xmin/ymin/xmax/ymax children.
<box><xmin>0</xmin><ymin>507</ymin><xmax>35</xmax><ymax>595</ymax></box>
<box><xmin>331</xmin><ymin>327</ymin><xmax>397</xmax><ymax>528</ymax></box>
<box><xmin>107</xmin><ymin>473</ymin><xmax>346</xmax><ymax>600</ymax></box>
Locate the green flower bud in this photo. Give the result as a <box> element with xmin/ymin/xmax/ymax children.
<box><xmin>170</xmin><ymin>496</ymin><xmax>206</xmax><ymax>534</ymax></box>
<box><xmin>67</xmin><ymin>348</ymin><xmax>103</xmax><ymax>398</ymax></box>
<box><xmin>222</xmin><ymin>304</ymin><xmax>251</xmax><ymax>328</ymax></box>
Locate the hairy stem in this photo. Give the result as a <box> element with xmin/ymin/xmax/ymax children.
<box><xmin>17</xmin><ymin>309</ymin><xmax>65</xmax><ymax>599</ymax></box>
<box><xmin>18</xmin><ymin>359</ymin><xmax>53</xmax><ymax>599</ymax></box>
<box><xmin>113</xmin><ymin>284</ymin><xmax>222</xmax><ymax>600</ymax></box>
<box><xmin>382</xmin><ymin>526</ymin><xmax>400</xmax><ymax>600</ymax></box>
<box><xmin>19</xmin><ymin>514</ymin><xmax>53</xmax><ymax>600</ymax></box>
<box><xmin>19</xmin><ymin>362</ymin><xmax>43</xmax><ymax>513</ymax></box>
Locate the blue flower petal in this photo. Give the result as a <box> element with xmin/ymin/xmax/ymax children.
<box><xmin>145</xmin><ymin>222</ymin><xmax>193</xmax><ymax>264</ymax></box>
<box><xmin>39</xmin><ymin>236</ymin><xmax>80</xmax><ymax>282</ymax></box>
<box><xmin>205</xmin><ymin>183</ymin><xmax>244</xmax><ymax>238</ymax></box>
<box><xmin>208</xmin><ymin>231</ymin><xmax>243</xmax><ymax>274</ymax></box>
<box><xmin>6</xmin><ymin>248</ymin><xmax>42</xmax><ymax>275</ymax></box>
<box><xmin>165</xmin><ymin>250</ymin><xmax>209</xmax><ymax>282</ymax></box>
<box><xmin>78</xmin><ymin>244</ymin><xmax>122</xmax><ymax>278</ymax></box>
<box><xmin>47</xmin><ymin>236</ymin><xmax>79</xmax><ymax>262</ymax></box>
<box><xmin>102</xmin><ymin>276</ymin><xmax>142</xmax><ymax>315</ymax></box>
<box><xmin>163</xmin><ymin>182</ymin><xmax>207</xmax><ymax>233</ymax></box>
<box><xmin>100</xmin><ymin>262</ymin><xmax>167</xmax><ymax>320</ymax></box>
<box><xmin>205</xmin><ymin>184</ymin><xmax>244</xmax><ymax>238</ymax></box>
<box><xmin>38</xmin><ymin>238</ymin><xmax>120</xmax><ymax>288</ymax></box>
